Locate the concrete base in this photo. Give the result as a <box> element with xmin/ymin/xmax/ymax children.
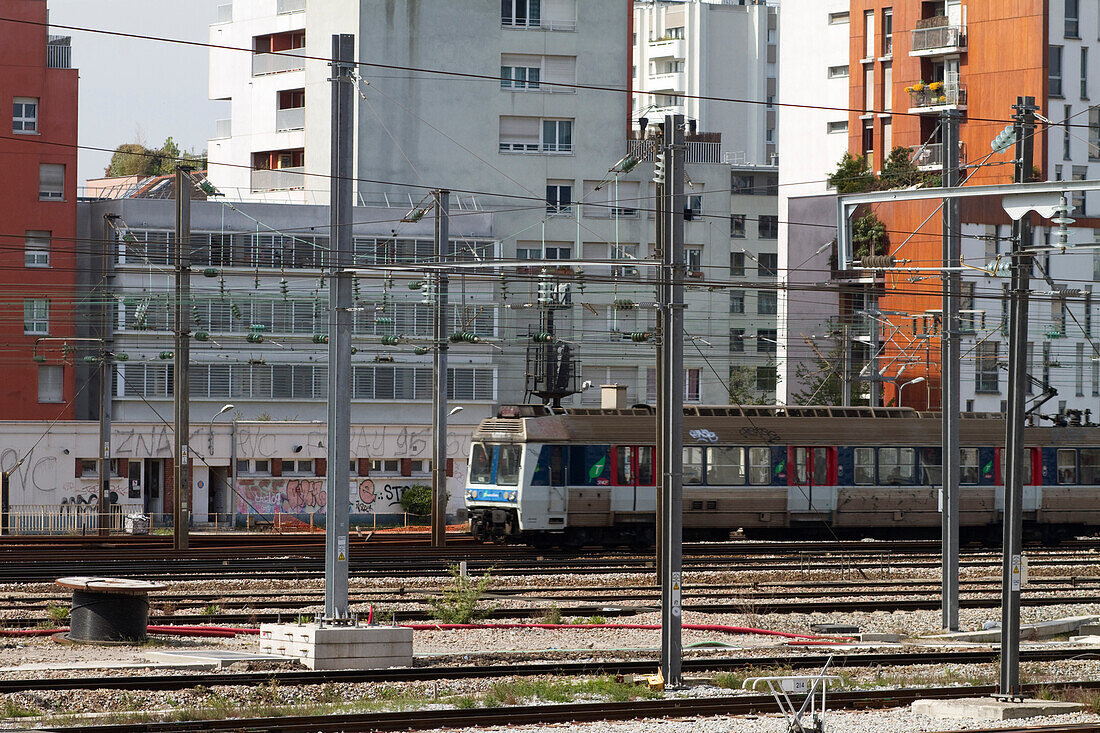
<box><xmin>147</xmin><ymin>650</ymin><xmax>295</xmax><ymax>669</ymax></box>
<box><xmin>912</xmin><ymin>697</ymin><xmax>1085</xmax><ymax>721</ymax></box>
<box><xmin>259</xmin><ymin>623</ymin><xmax>413</xmax><ymax>670</ymax></box>
<box><xmin>931</xmin><ymin>615</ymin><xmax>1097</xmax><ymax>643</ymax></box>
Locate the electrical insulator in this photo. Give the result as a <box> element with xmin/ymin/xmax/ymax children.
<box><xmin>353</xmin><ymin>277</ymin><xmax>361</xmax><ymax>301</ymax></box>
<box><xmin>532</xmin><ymin>332</ymin><xmax>553</xmax><ymax>343</ymax></box>
<box><xmin>250</xmin><ymin>324</ymin><xmax>267</xmax><ymax>332</ymax></box>
<box><xmin>248</xmin><ymin>357</ymin><xmax>265</xmax><ymax>366</ymax></box>
<box><xmin>991</xmin><ymin>124</ymin><xmax>1017</xmax><ymax>154</ymax></box>
<box><xmin>375</xmin><ymin>316</ymin><xmax>394</xmax><ymax>325</ymax></box>
<box><xmin>194</xmin><ymin>331</ymin><xmax>210</xmax><ymax>342</ymax></box>
<box><xmin>280</xmin><ymin>278</ymin><xmax>289</xmax><ymax>299</ymax></box>
<box><xmin>613</xmin><ymin>298</ymin><xmax>638</xmax><ymax>310</ymax></box>
<box><xmin>861</xmin><ymin>255</ymin><xmax>897</xmax><ymax>269</ymax></box>
<box><xmin>414</xmin><ymin>346</ymin><xmax>430</xmax><ymax>356</ymax></box>
<box><xmin>381</xmin><ymin>335</ymin><xmax>401</xmax><ymax>346</ymax></box>
<box><xmin>408</xmin><ymin>281</ymin><xmax>425</xmax><ymax>290</ymax></box>
<box><xmin>420</xmin><ymin>281</ymin><xmax>436</xmax><ymax>305</ymax></box>
<box><xmin>653</xmin><ymin>150</ymin><xmax>667</xmax><ymax>184</ymax></box>
<box><xmin>158</xmin><ymin>351</ymin><xmax>174</xmax><ymax>360</ymax></box>
<box><xmin>350</xmin><ymin>347</ymin><xmax>358</xmax><ymax>355</ymax></box>
<box><xmin>32</xmin><ymin>355</ymin><xmax>46</xmax><ymax>363</ymax></box>
<box><xmin>202</xmin><ymin>268</ymin><xmax>219</xmax><ymax>278</ymax></box>
<box><xmin>198</xmin><ymin>179</ymin><xmax>221</xmax><ymax>197</ymax></box>
<box><xmin>450</xmin><ymin>332</ymin><xmax>481</xmax><ymax>343</ymax></box>
<box><xmin>230</xmin><ymin>302</ymin><xmax>242</xmax><ymax>320</ymax></box>
<box><xmin>246</xmin><ymin>333</ymin><xmax>264</xmax><ymax>344</ymax></box>
<box><xmin>312</xmin><ymin>334</ymin><xmax>329</xmax><ymax>344</ymax></box>
<box><xmin>629</xmin><ymin>332</ymin><xmax>652</xmax><ymax>343</ymax></box>
<box><xmin>83</xmin><ymin>355</ymin><xmax>99</xmax><ymax>364</ymax></box>
<box><xmin>537</xmin><ymin>273</ymin><xmax>553</xmax><ymax>305</ymax></box>
<box><xmin>114</xmin><ymin>353</ymin><xmax>129</xmax><ymax>362</ymax></box>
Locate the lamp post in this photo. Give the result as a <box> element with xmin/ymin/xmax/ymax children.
<box><xmin>897</xmin><ymin>376</ymin><xmax>926</xmax><ymax>408</ymax></box>
<box><xmin>208</xmin><ymin>404</ymin><xmax>235</xmax><ymax>456</ymax></box>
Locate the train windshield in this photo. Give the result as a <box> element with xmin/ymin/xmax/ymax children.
<box><xmin>470</xmin><ymin>443</ymin><xmax>493</xmax><ymax>484</ymax></box>
<box><xmin>497</xmin><ymin>445</ymin><xmax>522</xmax><ymax>485</ymax></box>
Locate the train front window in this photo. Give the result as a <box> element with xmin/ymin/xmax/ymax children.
<box><xmin>497</xmin><ymin>444</ymin><xmax>522</xmax><ymax>486</ymax></box>
<box><xmin>878</xmin><ymin>447</ymin><xmax>915</xmax><ymax>484</ymax></box>
<box><xmin>470</xmin><ymin>443</ymin><xmax>492</xmax><ymax>484</ymax></box>
<box><xmin>1081</xmin><ymin>449</ymin><xmax>1100</xmax><ymax>484</ymax></box>
<box><xmin>960</xmin><ymin>448</ymin><xmax>979</xmax><ymax>484</ymax></box>
<box><xmin>683</xmin><ymin>447</ymin><xmax>704</xmax><ymax>485</ymax></box>
<box><xmin>707</xmin><ymin>446</ymin><xmax>746</xmax><ymax>485</ymax></box>
<box><xmin>748</xmin><ymin>447</ymin><xmax>771</xmax><ymax>485</ymax></box>
<box><xmin>854</xmin><ymin>448</ymin><xmax>875</xmax><ymax>484</ymax></box>
<box><xmin>1058</xmin><ymin>449</ymin><xmax>1077</xmax><ymax>484</ymax></box>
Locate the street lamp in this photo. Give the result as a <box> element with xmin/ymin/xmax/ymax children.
<box><xmin>897</xmin><ymin>376</ymin><xmax>926</xmax><ymax>408</ymax></box>
<box><xmin>208</xmin><ymin>404</ymin><xmax>235</xmax><ymax>455</ymax></box>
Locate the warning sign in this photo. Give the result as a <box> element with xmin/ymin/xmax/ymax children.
<box><xmin>337</xmin><ymin>536</ymin><xmax>347</xmax><ymax>563</ymax></box>
<box><xmin>671</xmin><ymin>572</ymin><xmax>682</xmax><ymax>618</ymax></box>
<box><xmin>1010</xmin><ymin>553</ymin><xmax>1022</xmax><ymax>591</ymax></box>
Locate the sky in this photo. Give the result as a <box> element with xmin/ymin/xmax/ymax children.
<box><xmin>47</xmin><ymin>0</ymin><xmax>226</xmax><ymax>185</ymax></box>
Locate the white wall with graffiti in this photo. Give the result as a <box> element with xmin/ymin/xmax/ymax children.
<box><xmin>0</xmin><ymin>420</ymin><xmax>474</xmax><ymax>527</ymax></box>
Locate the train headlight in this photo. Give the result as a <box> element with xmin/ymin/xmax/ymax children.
<box><xmin>507</xmin><ymin>491</ymin><xmax>517</xmax><ymax>502</ymax></box>
<box><xmin>465</xmin><ymin>490</ymin><xmax>476</xmax><ymax>500</ymax></box>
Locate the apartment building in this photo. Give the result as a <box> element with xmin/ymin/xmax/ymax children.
<box><xmin>0</xmin><ymin>0</ymin><xmax>78</xmax><ymax>419</ymax></box>
<box><xmin>632</xmin><ymin>0</ymin><xmax>778</xmax><ymax>166</ymax></box>
<box><xmin>781</xmin><ymin>0</ymin><xmax>1100</xmax><ymax>416</ymax></box>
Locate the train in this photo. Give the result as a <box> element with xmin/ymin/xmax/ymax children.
<box><xmin>463</xmin><ymin>403</ymin><xmax>1100</xmax><ymax>547</ymax></box>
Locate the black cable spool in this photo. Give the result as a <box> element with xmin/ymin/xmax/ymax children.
<box><xmin>56</xmin><ymin>577</ymin><xmax>165</xmax><ymax>644</ymax></box>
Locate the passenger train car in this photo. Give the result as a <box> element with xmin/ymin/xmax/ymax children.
<box><xmin>464</xmin><ymin>404</ymin><xmax>1100</xmax><ymax>547</ymax></box>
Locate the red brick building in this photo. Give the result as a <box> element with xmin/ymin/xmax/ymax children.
<box><xmin>0</xmin><ymin>0</ymin><xmax>78</xmax><ymax>418</ymax></box>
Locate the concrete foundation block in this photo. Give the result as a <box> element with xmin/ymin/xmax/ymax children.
<box><xmin>858</xmin><ymin>633</ymin><xmax>902</xmax><ymax>643</ymax></box>
<box><xmin>932</xmin><ymin>615</ymin><xmax>1098</xmax><ymax>643</ymax></box>
<box><xmin>912</xmin><ymin>697</ymin><xmax>1085</xmax><ymax>721</ymax></box>
<box><xmin>259</xmin><ymin>623</ymin><xmax>413</xmax><ymax>670</ymax></box>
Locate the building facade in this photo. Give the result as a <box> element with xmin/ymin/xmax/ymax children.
<box><xmin>0</xmin><ymin>0</ymin><xmax>78</xmax><ymax>419</ymax></box>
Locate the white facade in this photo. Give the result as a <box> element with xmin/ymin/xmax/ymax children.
<box><xmin>775</xmin><ymin>0</ymin><xmax>851</xmax><ymax>403</ymax></box>
<box><xmin>632</xmin><ymin>0</ymin><xmax>777</xmax><ymax>166</ymax></box>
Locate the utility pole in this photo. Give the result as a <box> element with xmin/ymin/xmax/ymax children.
<box><xmin>941</xmin><ymin>109</ymin><xmax>962</xmax><ymax>631</ymax></box>
<box><xmin>98</xmin><ymin>215</ymin><xmax>118</xmax><ymax>537</ymax></box>
<box><xmin>173</xmin><ymin>166</ymin><xmax>192</xmax><ymax>551</ymax></box>
<box><xmin>431</xmin><ymin>189</ymin><xmax>450</xmax><ymax>548</ymax></box>
<box><xmin>325</xmin><ymin>33</ymin><xmax>355</xmax><ymax>620</ymax></box>
<box><xmin>658</xmin><ymin>113</ymin><xmax>685</xmax><ymax>688</ymax></box>
<box><xmin>1000</xmin><ymin>95</ymin><xmax>1037</xmax><ymax>698</ymax></box>
<box><xmin>654</xmin><ymin>128</ymin><xmax>666</xmax><ymax>587</ymax></box>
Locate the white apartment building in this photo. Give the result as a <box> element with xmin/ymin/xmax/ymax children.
<box><xmin>775</xmin><ymin>0</ymin><xmax>852</xmax><ymax>404</ymax></box>
<box><xmin>632</xmin><ymin>0</ymin><xmax>778</xmax><ymax>166</ymax></box>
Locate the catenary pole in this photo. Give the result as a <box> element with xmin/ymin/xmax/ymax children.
<box><xmin>325</xmin><ymin>33</ymin><xmax>355</xmax><ymax>620</ymax></box>
<box><xmin>431</xmin><ymin>189</ymin><xmax>450</xmax><ymax>548</ymax></box>
<box><xmin>173</xmin><ymin>166</ymin><xmax>192</xmax><ymax>551</ymax></box>
<box><xmin>97</xmin><ymin>215</ymin><xmax>117</xmax><ymax>537</ymax></box>
<box><xmin>1000</xmin><ymin>95</ymin><xmax>1037</xmax><ymax>697</ymax></box>
<box><xmin>659</xmin><ymin>113</ymin><xmax>685</xmax><ymax>687</ymax></box>
<box><xmin>654</xmin><ymin>126</ymin><xmax>666</xmax><ymax>587</ymax></box>
<box><xmin>941</xmin><ymin>109</ymin><xmax>962</xmax><ymax>631</ymax></box>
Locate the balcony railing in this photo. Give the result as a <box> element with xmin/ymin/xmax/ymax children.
<box><xmin>214</xmin><ymin>118</ymin><xmax>231</xmax><ymax>139</ymax></box>
<box><xmin>216</xmin><ymin>3</ymin><xmax>232</xmax><ymax>23</ymax></box>
<box><xmin>501</xmin><ymin>18</ymin><xmax>576</xmax><ymax>31</ymax></box>
<box><xmin>626</xmin><ymin>139</ymin><xmax>722</xmax><ymax>164</ymax></box>
<box><xmin>252</xmin><ymin>48</ymin><xmax>307</xmax><ymax>77</ymax></box>
<box><xmin>648</xmin><ymin>37</ymin><xmax>685</xmax><ymax>59</ymax></box>
<box><xmin>910</xmin><ymin>23</ymin><xmax>966</xmax><ymax>55</ymax></box>
<box><xmin>277</xmin><ymin>0</ymin><xmax>305</xmax><ymax>13</ymax></box>
<box><xmin>251</xmin><ymin>167</ymin><xmax>305</xmax><ymax>192</ymax></box>
<box><xmin>907</xmin><ymin>81</ymin><xmax>966</xmax><ymax>110</ymax></box>
<box><xmin>276</xmin><ymin>106</ymin><xmax>305</xmax><ymax>132</ymax></box>
<box><xmin>909</xmin><ymin>141</ymin><xmax>966</xmax><ymax>169</ymax></box>
<box><xmin>46</xmin><ymin>36</ymin><xmax>71</xmax><ymax>69</ymax></box>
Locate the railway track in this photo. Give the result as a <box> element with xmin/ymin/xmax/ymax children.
<box><xmin>4</xmin><ymin>647</ymin><xmax>1099</xmax><ymax>694</ymax></box>
<box><xmin>28</xmin><ymin>680</ymin><xmax>1100</xmax><ymax>733</ymax></box>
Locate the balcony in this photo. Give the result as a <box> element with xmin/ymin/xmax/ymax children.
<box><xmin>216</xmin><ymin>3</ymin><xmax>232</xmax><ymax>23</ymax></box>
<box><xmin>649</xmin><ymin>71</ymin><xmax>685</xmax><ymax>90</ymax></box>
<box><xmin>277</xmin><ymin>0</ymin><xmax>305</xmax><ymax>13</ymax></box>
<box><xmin>909</xmin><ymin>141</ymin><xmax>966</xmax><ymax>171</ymax></box>
<box><xmin>46</xmin><ymin>36</ymin><xmax>71</xmax><ymax>69</ymax></box>
<box><xmin>648</xmin><ymin>37</ymin><xmax>685</xmax><ymax>59</ymax></box>
<box><xmin>910</xmin><ymin>22</ymin><xmax>966</xmax><ymax>56</ymax></box>
<box><xmin>276</xmin><ymin>107</ymin><xmax>305</xmax><ymax>132</ymax></box>
<box><xmin>251</xmin><ymin>167</ymin><xmax>304</xmax><ymax>192</ymax></box>
<box><xmin>252</xmin><ymin>48</ymin><xmax>306</xmax><ymax>77</ymax></box>
<box><xmin>626</xmin><ymin>139</ymin><xmax>722</xmax><ymax>164</ymax></box>
<box><xmin>907</xmin><ymin>81</ymin><xmax>966</xmax><ymax>113</ymax></box>
<box><xmin>213</xmin><ymin>118</ymin><xmax>231</xmax><ymax>139</ymax></box>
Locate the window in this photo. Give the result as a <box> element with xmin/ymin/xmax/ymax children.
<box><xmin>501</xmin><ymin>64</ymin><xmax>540</xmax><ymax>90</ymax></box>
<box><xmin>756</xmin><ymin>366</ymin><xmax>777</xmax><ymax>392</ymax></box>
<box><xmin>667</xmin><ymin>26</ymin><xmax>684</xmax><ymax>39</ymax></box>
<box><xmin>499</xmin><ymin>116</ymin><xmax>539</xmax><ymax>152</ymax></box>
<box><xmin>878</xmin><ymin>447</ymin><xmax>915</xmax><ymax>484</ymax></box>
<box><xmin>371</xmin><ymin>459</ymin><xmax>401</xmax><ymax>474</ymax></box>
<box><xmin>1067</xmin><ymin>0</ymin><xmax>1080</xmax><ymax>38</ymax></box>
<box><xmin>545</xmin><ymin>245</ymin><xmax>571</xmax><ymax>259</ymax></box>
<box><xmin>864</xmin><ymin>10</ymin><xmax>875</xmax><ymax>58</ymax></box>
<box><xmin>517</xmin><ymin>247</ymin><xmax>541</xmax><ymax>260</ymax></box>
<box><xmin>707</xmin><ymin>447</ymin><xmax>746</xmax><ymax>485</ymax></box>
<box><xmin>882</xmin><ymin>8</ymin><xmax>893</xmax><ymax>55</ymax></box>
<box><xmin>38</xmin><ymin>365</ymin><xmax>62</xmax><ymax>403</ymax></box>
<box><xmin>13</xmin><ymin>97</ymin><xmax>37</xmax><ymax>133</ymax></box>
<box><xmin>1081</xmin><ymin>448</ymin><xmax>1100</xmax><ymax>484</ymax></box>
<box><xmin>976</xmin><ymin>340</ymin><xmax>999</xmax><ymax>392</ymax></box>
<box><xmin>502</xmin><ymin>0</ymin><xmax>540</xmax><ymax>28</ymax></box>
<box><xmin>827</xmin><ymin>65</ymin><xmax>849</xmax><ymax>79</ymax></box>
<box><xmin>686</xmin><ymin>248</ymin><xmax>701</xmax><ymax>274</ymax></box>
<box><xmin>1083</xmin><ymin>47</ymin><xmax>1089</xmax><ymax>99</ymax></box>
<box><xmin>686</xmin><ymin>194</ymin><xmax>703</xmax><ymax>219</ymax></box>
<box><xmin>1065</xmin><ymin>104</ymin><xmax>1073</xmax><ymax>160</ymax></box>
<box><xmin>729</xmin><ymin>292</ymin><xmax>745</xmax><ymax>314</ymax></box>
<box><xmin>732</xmin><ymin>174</ymin><xmax>755</xmax><ymax>193</ymax></box>
<box><xmin>237</xmin><ymin>459</ymin><xmax>270</xmax><ymax>475</ymax></box>
<box><xmin>827</xmin><ymin>121</ymin><xmax>849</xmax><ymax>134</ymax></box>
<box><xmin>24</xmin><ymin>231</ymin><xmax>49</xmax><ymax>267</ymax></box>
<box><xmin>1073</xmin><ymin>165</ymin><xmax>1088</xmax><ymax>215</ymax></box>
<box><xmin>920</xmin><ymin>447</ymin><xmax>942</xmax><ymax>484</ymax></box>
<box><xmin>1058</xmin><ymin>448</ymin><xmax>1077</xmax><ymax>483</ymax></box>
<box><xmin>546</xmin><ymin>183</ymin><xmax>572</xmax><ymax>214</ymax></box>
<box><xmin>828</xmin><ymin>11</ymin><xmax>849</xmax><ymax>24</ymax></box>
<box><xmin>960</xmin><ymin>448</ymin><xmax>979</xmax><ymax>484</ymax></box>
<box><xmin>1051</xmin><ymin>46</ymin><xmax>1064</xmax><ymax>97</ymax></box>
<box><xmin>758</xmin><ymin>253</ymin><xmax>778</xmax><ymax>277</ymax></box>
<box><xmin>729</xmin><ymin>328</ymin><xmax>744</xmax><ymax>352</ymax></box>
<box><xmin>469</xmin><ymin>444</ymin><xmax>492</xmax><ymax>484</ymax></box>
<box><xmin>854</xmin><ymin>447</ymin><xmax>875</xmax><ymax>484</ymax></box>
<box><xmin>542</xmin><ymin>119</ymin><xmax>572</xmax><ymax>153</ymax></box>
<box><xmin>748</xmin><ymin>447</ymin><xmax>771</xmax><ymax>484</ymax></box>
<box><xmin>284</xmin><ymin>459</ymin><xmax>314</xmax><ymax>475</ymax></box>
<box><xmin>683</xmin><ymin>447</ymin><xmax>703</xmax><ymax>485</ymax></box>
<box><xmin>1090</xmin><ymin>107</ymin><xmax>1100</xmax><ymax>160</ymax></box>
<box><xmin>39</xmin><ymin>164</ymin><xmax>64</xmax><ymax>200</ymax></box>
<box><xmin>24</xmin><ymin>298</ymin><xmax>48</xmax><ymax>334</ymax></box>
<box><xmin>757</xmin><ymin>291</ymin><xmax>777</xmax><ymax>315</ymax></box>
<box><xmin>497</xmin><ymin>444</ymin><xmax>522</xmax><ymax>485</ymax></box>
<box><xmin>731</xmin><ymin>215</ymin><xmax>746</xmax><ymax>238</ymax></box>
<box><xmin>758</xmin><ymin>215</ymin><xmax>778</xmax><ymax>239</ymax></box>
<box><xmin>730</xmin><ymin>252</ymin><xmax>745</xmax><ymax>276</ymax></box>
<box><xmin>757</xmin><ymin>328</ymin><xmax>777</xmax><ymax>354</ymax></box>
<box><xmin>685</xmin><ymin>368</ymin><xmax>700</xmax><ymax>402</ymax></box>
<box><xmin>862</xmin><ymin>119</ymin><xmax>874</xmax><ymax>157</ymax></box>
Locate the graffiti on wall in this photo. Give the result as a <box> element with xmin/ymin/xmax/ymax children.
<box><xmin>234</xmin><ymin>424</ymin><xmax>472</xmax><ymax>460</ymax></box>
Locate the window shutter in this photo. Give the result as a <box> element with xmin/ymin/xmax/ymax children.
<box><xmin>358</xmin><ymin>458</ymin><xmax>371</xmax><ymax>476</ymax></box>
<box><xmin>542</xmin><ymin>0</ymin><xmax>574</xmax><ymax>28</ymax></box>
<box><xmin>447</xmin><ymin>458</ymin><xmax>454</xmax><ymax>477</ymax></box>
<box><xmin>400</xmin><ymin>458</ymin><xmax>413</xmax><ymax>477</ymax></box>
<box><xmin>271</xmin><ymin>458</ymin><xmax>283</xmax><ymax>477</ymax></box>
<box><xmin>314</xmin><ymin>458</ymin><xmax>326</xmax><ymax>476</ymax></box>
<box><xmin>543</xmin><ymin>55</ymin><xmax>576</xmax><ymax>91</ymax></box>
<box><xmin>499</xmin><ymin>116</ymin><xmax>539</xmax><ymax>144</ymax></box>
<box><xmin>583</xmin><ymin>180</ymin><xmax>609</xmax><ymax>218</ymax></box>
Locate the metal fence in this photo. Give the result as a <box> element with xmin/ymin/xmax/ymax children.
<box><xmin>626</xmin><ymin>139</ymin><xmax>722</xmax><ymax>164</ymax></box>
<box><xmin>7</xmin><ymin>504</ymin><xmax>143</xmax><ymax>535</ymax></box>
<box><xmin>46</xmin><ymin>36</ymin><xmax>71</xmax><ymax>69</ymax></box>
